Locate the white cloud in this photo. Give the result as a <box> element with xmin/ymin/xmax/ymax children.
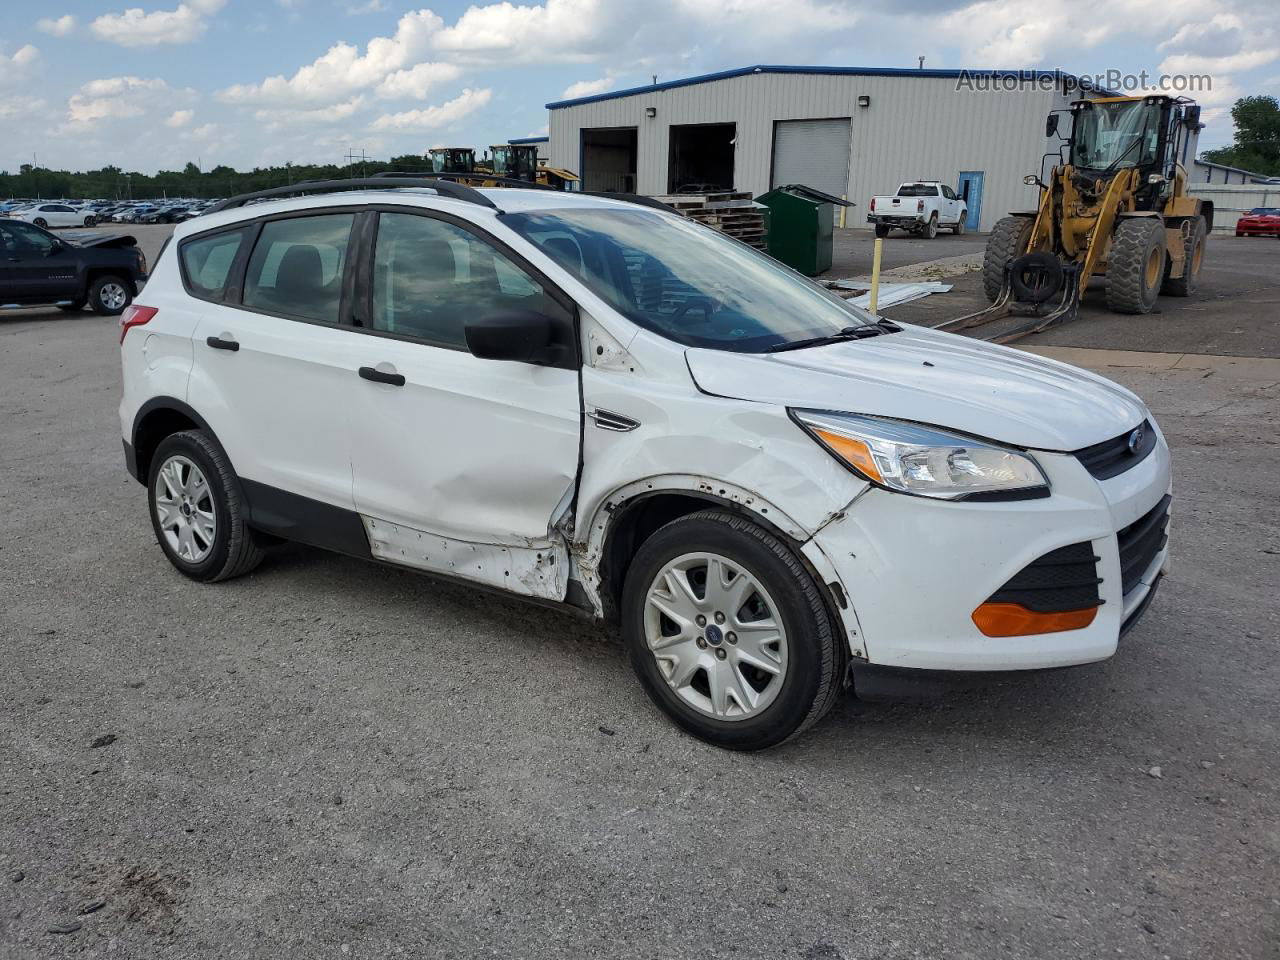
<box><xmin>255</xmin><ymin>96</ymin><xmax>366</xmax><ymax>132</ymax></box>
<box><xmin>36</xmin><ymin>15</ymin><xmax>77</xmax><ymax>37</ymax></box>
<box><xmin>166</xmin><ymin>108</ymin><xmax>195</xmax><ymax>127</ymax></box>
<box><xmin>218</xmin><ymin>9</ymin><xmax>442</xmax><ymax>105</ymax></box>
<box><xmin>65</xmin><ymin>76</ymin><xmax>190</xmax><ymax>126</ymax></box>
<box><xmin>347</xmin><ymin>0</ymin><xmax>387</xmax><ymax>12</ymax></box>
<box><xmin>375</xmin><ymin>61</ymin><xmax>462</xmax><ymax>99</ymax></box>
<box><xmin>560</xmin><ymin>76</ymin><xmax>613</xmax><ymax>99</ymax></box>
<box><xmin>0</xmin><ymin>95</ymin><xmax>48</xmax><ymax>120</ymax></box>
<box><xmin>371</xmin><ymin>87</ymin><xmax>492</xmax><ymax>130</ymax></box>
<box><xmin>432</xmin><ymin>0</ymin><xmax>617</xmax><ymax>64</ymax></box>
<box><xmin>90</xmin><ymin>0</ymin><xmax>227</xmax><ymax>48</ymax></box>
<box><xmin>0</xmin><ymin>44</ymin><xmax>40</xmax><ymax>87</ymax></box>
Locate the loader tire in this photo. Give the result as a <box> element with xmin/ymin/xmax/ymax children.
<box><xmin>982</xmin><ymin>216</ymin><xmax>1034</xmax><ymax>303</ymax></box>
<box><xmin>1162</xmin><ymin>215</ymin><xmax>1206</xmax><ymax>297</ymax></box>
<box><xmin>1106</xmin><ymin>218</ymin><xmax>1167</xmax><ymax>314</ymax></box>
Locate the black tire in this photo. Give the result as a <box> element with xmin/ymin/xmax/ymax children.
<box><xmin>83</xmin><ymin>216</ymin><xmax>96</xmax><ymax>227</ymax></box>
<box><xmin>952</xmin><ymin>215</ymin><xmax>967</xmax><ymax>235</ymax></box>
<box><xmin>621</xmin><ymin>509</ymin><xmax>846</xmax><ymax>751</ymax></box>
<box><xmin>56</xmin><ymin>300</ymin><xmax>87</xmax><ymax>312</ymax></box>
<box><xmin>922</xmin><ymin>214</ymin><xmax>939</xmax><ymax>239</ymax></box>
<box><xmin>147</xmin><ymin>430</ymin><xmax>263</xmax><ymax>583</ymax></box>
<box><xmin>33</xmin><ymin>217</ymin><xmax>47</xmax><ymax>228</ymax></box>
<box><xmin>1162</xmin><ymin>215</ymin><xmax>1206</xmax><ymax>298</ymax></box>
<box><xmin>88</xmin><ymin>274</ymin><xmax>132</xmax><ymax>316</ymax></box>
<box><xmin>1106</xmin><ymin>218</ymin><xmax>1167</xmax><ymax>314</ymax></box>
<box><xmin>874</xmin><ymin>223</ymin><xmax>890</xmax><ymax>238</ymax></box>
<box><xmin>983</xmin><ymin>215</ymin><xmax>1034</xmax><ymax>302</ymax></box>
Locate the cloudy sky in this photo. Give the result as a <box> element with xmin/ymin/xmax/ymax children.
<box><xmin>1</xmin><ymin>0</ymin><xmax>1277</xmax><ymax>174</ymax></box>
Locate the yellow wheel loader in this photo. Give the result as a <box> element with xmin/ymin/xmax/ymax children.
<box><xmin>942</xmin><ymin>95</ymin><xmax>1212</xmax><ymax>342</ymax></box>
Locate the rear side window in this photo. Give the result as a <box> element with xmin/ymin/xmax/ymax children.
<box><xmin>243</xmin><ymin>214</ymin><xmax>354</xmax><ymax>324</ymax></box>
<box><xmin>180</xmin><ymin>228</ymin><xmax>248</xmax><ymax>301</ymax></box>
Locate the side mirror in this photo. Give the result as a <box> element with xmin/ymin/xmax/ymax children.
<box><xmin>1045</xmin><ymin>113</ymin><xmax>1060</xmax><ymax>138</ymax></box>
<box><xmin>1184</xmin><ymin>105</ymin><xmax>1202</xmax><ymax>128</ymax></box>
<box><xmin>47</xmin><ymin>239</ymin><xmax>64</xmax><ymax>256</ymax></box>
<box><xmin>465</xmin><ymin>309</ymin><xmax>562</xmax><ymax>365</ymax></box>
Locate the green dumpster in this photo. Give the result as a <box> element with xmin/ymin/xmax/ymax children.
<box><xmin>755</xmin><ymin>184</ymin><xmax>851</xmax><ymax>276</ymax></box>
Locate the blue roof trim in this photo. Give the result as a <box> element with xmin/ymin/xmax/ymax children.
<box><xmin>546</xmin><ymin>64</ymin><xmax>1095</xmax><ymax>109</ymax></box>
<box><xmin>508</xmin><ymin>136</ymin><xmax>549</xmax><ymax>144</ymax></box>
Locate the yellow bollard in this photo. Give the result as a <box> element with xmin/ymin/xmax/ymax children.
<box><xmin>869</xmin><ymin>237</ymin><xmax>883</xmax><ymax>314</ymax></box>
<box><xmin>839</xmin><ymin>194</ymin><xmax>848</xmax><ymax>230</ymax></box>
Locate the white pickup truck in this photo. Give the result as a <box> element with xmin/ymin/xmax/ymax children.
<box><xmin>867</xmin><ymin>181</ymin><xmax>968</xmax><ymax>238</ymax></box>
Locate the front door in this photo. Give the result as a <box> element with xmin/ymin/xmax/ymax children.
<box><xmin>958</xmin><ymin>171</ymin><xmax>984</xmax><ymax>231</ymax></box>
<box><xmin>346</xmin><ymin>209</ymin><xmax>581</xmax><ymax>601</ymax></box>
<box><xmin>0</xmin><ymin>221</ymin><xmax>80</xmax><ymax>301</ymax></box>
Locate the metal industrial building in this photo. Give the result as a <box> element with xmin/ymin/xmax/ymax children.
<box><xmin>546</xmin><ymin>65</ymin><xmax>1113</xmax><ymax>232</ymax></box>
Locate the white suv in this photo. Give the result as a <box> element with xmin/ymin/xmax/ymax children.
<box><xmin>119</xmin><ymin>177</ymin><xmax>1172</xmax><ymax>750</ymax></box>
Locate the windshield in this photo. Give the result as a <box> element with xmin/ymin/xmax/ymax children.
<box><xmin>501</xmin><ymin>208</ymin><xmax>875</xmax><ymax>352</ymax></box>
<box><xmin>1071</xmin><ymin>100</ymin><xmax>1162</xmax><ymax>171</ymax></box>
<box><xmin>1250</xmin><ymin>208</ymin><xmax>1280</xmax><ymax>216</ymax></box>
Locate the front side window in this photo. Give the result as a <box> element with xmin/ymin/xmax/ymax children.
<box><xmin>371</xmin><ymin>212</ymin><xmax>566</xmax><ymax>349</ymax></box>
<box><xmin>242</xmin><ymin>214</ymin><xmax>353</xmax><ymax>324</ymax></box>
<box><xmin>502</xmin><ymin>208</ymin><xmax>876</xmax><ymax>352</ymax></box>
<box><xmin>0</xmin><ymin>221</ymin><xmax>57</xmax><ymax>256</ymax></box>
<box><xmin>180</xmin><ymin>228</ymin><xmax>248</xmax><ymax>301</ymax></box>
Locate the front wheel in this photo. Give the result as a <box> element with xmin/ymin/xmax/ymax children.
<box><xmin>1106</xmin><ymin>217</ymin><xmax>1167</xmax><ymax>314</ymax></box>
<box><xmin>148</xmin><ymin>431</ymin><xmax>263</xmax><ymax>583</ymax></box>
<box><xmin>88</xmin><ymin>274</ymin><xmax>132</xmax><ymax>315</ymax></box>
<box><xmin>83</xmin><ymin>216</ymin><xmax>97</xmax><ymax>227</ymax></box>
<box><xmin>621</xmin><ymin>510</ymin><xmax>846</xmax><ymax>750</ymax></box>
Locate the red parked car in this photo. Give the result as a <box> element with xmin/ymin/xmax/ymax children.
<box><xmin>1235</xmin><ymin>207</ymin><xmax>1280</xmax><ymax>237</ymax></box>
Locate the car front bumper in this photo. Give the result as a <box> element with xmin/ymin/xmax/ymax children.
<box><xmin>805</xmin><ymin>429</ymin><xmax>1172</xmax><ymax>673</ymax></box>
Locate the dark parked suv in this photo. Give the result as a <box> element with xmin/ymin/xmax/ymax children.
<box><xmin>0</xmin><ymin>219</ymin><xmax>147</xmax><ymax>315</ymax></box>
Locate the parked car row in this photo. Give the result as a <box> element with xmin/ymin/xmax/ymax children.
<box><xmin>0</xmin><ymin>198</ymin><xmax>225</xmax><ymax>229</ymax></box>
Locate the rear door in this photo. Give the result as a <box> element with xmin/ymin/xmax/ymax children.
<box><xmin>345</xmin><ymin>208</ymin><xmax>581</xmax><ymax>601</ymax></box>
<box><xmin>185</xmin><ymin>210</ymin><xmax>365</xmax><ymax>527</ymax></box>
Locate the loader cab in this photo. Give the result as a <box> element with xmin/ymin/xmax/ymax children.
<box><xmin>490</xmin><ymin>144</ymin><xmax>539</xmax><ymax>182</ymax></box>
<box><xmin>426</xmin><ymin>147</ymin><xmax>476</xmax><ymax>175</ymax></box>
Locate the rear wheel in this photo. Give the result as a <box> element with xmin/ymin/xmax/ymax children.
<box><xmin>874</xmin><ymin>223</ymin><xmax>890</xmax><ymax>238</ymax></box>
<box><xmin>33</xmin><ymin>217</ymin><xmax>47</xmax><ymax>228</ymax></box>
<box><xmin>1106</xmin><ymin>218</ymin><xmax>1167</xmax><ymax>314</ymax></box>
<box><xmin>148</xmin><ymin>431</ymin><xmax>263</xmax><ymax>583</ymax></box>
<box><xmin>1162</xmin><ymin>215</ymin><xmax>1206</xmax><ymax>298</ymax></box>
<box><xmin>621</xmin><ymin>509</ymin><xmax>846</xmax><ymax>750</ymax></box>
<box><xmin>922</xmin><ymin>214</ymin><xmax>939</xmax><ymax>239</ymax></box>
<box><xmin>982</xmin><ymin>215</ymin><xmax>1034</xmax><ymax>302</ymax></box>
<box><xmin>88</xmin><ymin>274</ymin><xmax>131</xmax><ymax>315</ymax></box>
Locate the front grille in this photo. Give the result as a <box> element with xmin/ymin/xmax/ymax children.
<box><xmin>987</xmin><ymin>541</ymin><xmax>1103</xmax><ymax>613</ymax></box>
<box><xmin>1117</xmin><ymin>494</ymin><xmax>1171</xmax><ymax>596</ymax></box>
<box><xmin>1074</xmin><ymin>419</ymin><xmax>1157</xmax><ymax>480</ymax></box>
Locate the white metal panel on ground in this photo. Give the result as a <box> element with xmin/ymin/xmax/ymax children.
<box><xmin>770</xmin><ymin>118</ymin><xmax>852</xmax><ymax>196</ymax></box>
<box><xmin>548</xmin><ymin>70</ymin><xmax>1063</xmax><ymax>231</ymax></box>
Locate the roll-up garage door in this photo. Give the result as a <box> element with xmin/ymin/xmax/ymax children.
<box><xmin>770</xmin><ymin>119</ymin><xmax>852</xmax><ymax>197</ymax></box>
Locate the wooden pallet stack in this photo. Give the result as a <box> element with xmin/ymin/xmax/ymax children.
<box><xmin>652</xmin><ymin>191</ymin><xmax>767</xmax><ymax>250</ymax></box>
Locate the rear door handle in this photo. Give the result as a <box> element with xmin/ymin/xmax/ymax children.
<box><xmin>358</xmin><ymin>366</ymin><xmax>405</xmax><ymax>387</ymax></box>
<box><xmin>206</xmin><ymin>336</ymin><xmax>239</xmax><ymax>352</ymax></box>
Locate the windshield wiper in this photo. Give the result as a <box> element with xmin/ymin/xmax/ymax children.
<box><xmin>767</xmin><ymin>321</ymin><xmax>899</xmax><ymax>353</ymax></box>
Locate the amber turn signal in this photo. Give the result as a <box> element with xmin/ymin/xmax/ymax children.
<box><xmin>812</xmin><ymin>428</ymin><xmax>883</xmax><ymax>484</ymax></box>
<box><xmin>971</xmin><ymin>602</ymin><xmax>1098</xmax><ymax>638</ymax></box>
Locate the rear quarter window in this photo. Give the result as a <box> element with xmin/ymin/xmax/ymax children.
<box><xmin>180</xmin><ymin>228</ymin><xmax>250</xmax><ymax>302</ymax></box>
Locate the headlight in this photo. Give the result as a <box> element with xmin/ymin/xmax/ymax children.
<box><xmin>792</xmin><ymin>410</ymin><xmax>1048</xmax><ymax>500</ymax></box>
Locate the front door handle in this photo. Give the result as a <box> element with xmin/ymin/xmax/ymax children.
<box><xmin>358</xmin><ymin>366</ymin><xmax>405</xmax><ymax>387</ymax></box>
<box><xmin>206</xmin><ymin>336</ymin><xmax>239</xmax><ymax>352</ymax></box>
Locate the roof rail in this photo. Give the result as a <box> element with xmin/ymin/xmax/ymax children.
<box><xmin>205</xmin><ymin>177</ymin><xmax>499</xmax><ymax>215</ymax></box>
<box><xmin>583</xmin><ymin>192</ymin><xmax>677</xmax><ymax>212</ymax></box>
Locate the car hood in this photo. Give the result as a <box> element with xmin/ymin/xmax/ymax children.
<box><xmin>685</xmin><ymin>324</ymin><xmax>1147</xmax><ymax>451</ymax></box>
<box><xmin>61</xmin><ymin>231</ymin><xmax>138</xmax><ymax>249</ymax></box>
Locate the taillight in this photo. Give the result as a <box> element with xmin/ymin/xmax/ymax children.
<box><xmin>870</xmin><ymin>198</ymin><xmax>876</xmax><ymax>212</ymax></box>
<box><xmin>120</xmin><ymin>304</ymin><xmax>158</xmax><ymax>344</ymax></box>
<box><xmin>917</xmin><ymin>199</ymin><xmax>925</xmax><ymax>212</ymax></box>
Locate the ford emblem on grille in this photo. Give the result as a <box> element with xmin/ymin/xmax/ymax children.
<box><xmin>1127</xmin><ymin>426</ymin><xmax>1145</xmax><ymax>455</ymax></box>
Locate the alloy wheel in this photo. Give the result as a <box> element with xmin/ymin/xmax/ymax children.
<box><xmin>154</xmin><ymin>455</ymin><xmax>217</xmax><ymax>563</ymax></box>
<box><xmin>643</xmin><ymin>552</ymin><xmax>789</xmax><ymax>721</ymax></box>
<box><xmin>99</xmin><ymin>283</ymin><xmax>128</xmax><ymax>311</ymax></box>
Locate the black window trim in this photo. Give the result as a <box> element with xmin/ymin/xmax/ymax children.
<box><xmin>351</xmin><ymin>202</ymin><xmax>581</xmax><ymax>371</ymax></box>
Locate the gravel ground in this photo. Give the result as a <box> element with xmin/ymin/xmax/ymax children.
<box><xmin>1</xmin><ymin>220</ymin><xmax>1278</xmax><ymax>959</ymax></box>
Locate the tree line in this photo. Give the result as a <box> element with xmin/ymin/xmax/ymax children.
<box><xmin>0</xmin><ymin>156</ymin><xmax>438</xmax><ymax>200</ymax></box>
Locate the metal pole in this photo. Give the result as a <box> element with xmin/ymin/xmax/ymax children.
<box><xmin>869</xmin><ymin>237</ymin><xmax>883</xmax><ymax>314</ymax></box>
<box><xmin>840</xmin><ymin>194</ymin><xmax>847</xmax><ymax>229</ymax></box>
